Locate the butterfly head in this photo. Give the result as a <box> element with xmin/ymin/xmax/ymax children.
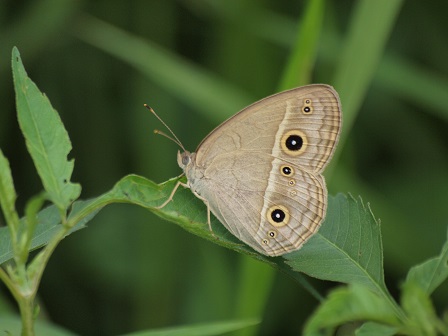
<box><xmin>177</xmin><ymin>150</ymin><xmax>195</xmax><ymax>171</ymax></box>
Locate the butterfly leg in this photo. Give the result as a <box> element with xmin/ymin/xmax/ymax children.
<box><xmin>190</xmin><ymin>190</ymin><xmax>217</xmax><ymax>239</ymax></box>
<box><xmin>155</xmin><ymin>180</ymin><xmax>189</xmax><ymax>209</ymax></box>
<box><xmin>203</xmin><ymin>198</ymin><xmax>213</xmax><ymax>234</ymax></box>
<box><xmin>157</xmin><ymin>180</ymin><xmax>218</xmax><ymax>239</ymax></box>
<box><xmin>203</xmin><ymin>200</ymin><xmax>218</xmax><ymax>239</ymax></box>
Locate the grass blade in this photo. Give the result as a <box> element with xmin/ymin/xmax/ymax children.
<box><xmin>279</xmin><ymin>0</ymin><xmax>325</xmax><ymax>89</ymax></box>
<box><xmin>333</xmin><ymin>0</ymin><xmax>404</xmax><ymax>147</ymax></box>
<box><xmin>72</xmin><ymin>15</ymin><xmax>253</xmax><ymax>123</ymax></box>
<box><xmin>120</xmin><ymin>319</ymin><xmax>259</xmax><ymax>336</ymax></box>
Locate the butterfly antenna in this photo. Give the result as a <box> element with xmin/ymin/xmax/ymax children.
<box><xmin>144</xmin><ymin>104</ymin><xmax>186</xmax><ymax>151</ymax></box>
<box><xmin>153</xmin><ymin>129</ymin><xmax>184</xmax><ymax>148</ymax></box>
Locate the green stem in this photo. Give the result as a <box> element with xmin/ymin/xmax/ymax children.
<box><xmin>381</xmin><ymin>290</ymin><xmax>407</xmax><ymax>324</ymax></box>
<box><xmin>19</xmin><ymin>297</ymin><xmax>35</xmax><ymax>336</ymax></box>
<box><xmin>0</xmin><ymin>267</ymin><xmax>19</xmax><ymax>300</ymax></box>
<box><xmin>11</xmin><ymin>195</ymin><xmax>113</xmax><ymax>334</ymax></box>
<box><xmin>0</xmin><ymin>267</ymin><xmax>36</xmax><ymax>335</ymax></box>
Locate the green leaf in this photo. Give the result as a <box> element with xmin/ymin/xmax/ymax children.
<box><xmin>18</xmin><ymin>193</ymin><xmax>46</xmax><ymax>263</ymax></box>
<box><xmin>0</xmin><ymin>149</ymin><xmax>20</xmax><ymax>243</ymax></box>
<box><xmin>102</xmin><ymin>176</ymin><xmax>399</xmax><ymax>313</ymax></box>
<box><xmin>0</xmin><ymin>173</ymin><xmax>394</xmax><ymax>322</ymax></box>
<box><xmin>11</xmin><ymin>47</ymin><xmax>81</xmax><ymax>212</ymax></box>
<box><xmin>284</xmin><ymin>194</ymin><xmax>387</xmax><ymax>294</ymax></box>
<box><xmin>119</xmin><ymin>319</ymin><xmax>259</xmax><ymax>336</ymax></box>
<box><xmin>355</xmin><ymin>322</ymin><xmax>399</xmax><ymax>336</ymax></box>
<box><xmin>285</xmin><ymin>194</ymin><xmax>406</xmax><ymax>320</ymax></box>
<box><xmin>0</xmin><ymin>200</ymin><xmax>98</xmax><ymax>265</ymax></box>
<box><xmin>105</xmin><ymin>177</ymin><xmax>390</xmax><ymax>286</ymax></box>
<box><xmin>303</xmin><ymin>284</ymin><xmax>401</xmax><ymax>336</ymax></box>
<box><xmin>333</xmin><ymin>0</ymin><xmax>404</xmax><ymax>153</ymax></box>
<box><xmin>405</xmin><ymin>231</ymin><xmax>448</xmax><ymax>295</ymax></box>
<box><xmin>105</xmin><ymin>175</ymin><xmax>258</xmax><ymax>257</ymax></box>
<box><xmin>0</xmin><ymin>176</ymin><xmax>391</xmax><ymax>296</ymax></box>
<box><xmin>400</xmin><ymin>282</ymin><xmax>440</xmax><ymax>336</ymax></box>
<box><xmin>0</xmin><ymin>175</ymin><xmax>250</xmax><ymax>266</ymax></box>
<box><xmin>0</xmin><ymin>314</ymin><xmax>77</xmax><ymax>336</ymax></box>
<box><xmin>0</xmin><ymin>175</ymin><xmax>393</xmax><ymax>312</ymax></box>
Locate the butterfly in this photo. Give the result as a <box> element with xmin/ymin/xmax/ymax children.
<box><xmin>151</xmin><ymin>84</ymin><xmax>342</xmax><ymax>256</ymax></box>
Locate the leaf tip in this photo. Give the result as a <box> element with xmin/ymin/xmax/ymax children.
<box><xmin>12</xmin><ymin>46</ymin><xmax>20</xmax><ymax>58</ymax></box>
<box><xmin>11</xmin><ymin>47</ymin><xmax>23</xmax><ymax>69</ymax></box>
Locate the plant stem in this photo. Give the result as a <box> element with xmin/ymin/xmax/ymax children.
<box><xmin>382</xmin><ymin>290</ymin><xmax>407</xmax><ymax>323</ymax></box>
<box><xmin>0</xmin><ymin>267</ymin><xmax>22</xmax><ymax>303</ymax></box>
<box><xmin>9</xmin><ymin>196</ymin><xmax>112</xmax><ymax>334</ymax></box>
<box><xmin>19</xmin><ymin>296</ymin><xmax>35</xmax><ymax>336</ymax></box>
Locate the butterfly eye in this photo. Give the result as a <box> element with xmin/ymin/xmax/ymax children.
<box><xmin>286</xmin><ymin>135</ymin><xmax>302</xmax><ymax>150</ymax></box>
<box><xmin>303</xmin><ymin>106</ymin><xmax>312</xmax><ymax>113</ymax></box>
<box><xmin>267</xmin><ymin>205</ymin><xmax>290</xmax><ymax>227</ymax></box>
<box><xmin>182</xmin><ymin>155</ymin><xmax>190</xmax><ymax>166</ymax></box>
<box><xmin>280</xmin><ymin>165</ymin><xmax>294</xmax><ymax>177</ymax></box>
<box><xmin>268</xmin><ymin>230</ymin><xmax>277</xmax><ymax>238</ymax></box>
<box><xmin>281</xmin><ymin>130</ymin><xmax>307</xmax><ymax>156</ymax></box>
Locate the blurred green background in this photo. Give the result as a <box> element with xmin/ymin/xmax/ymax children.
<box><xmin>1</xmin><ymin>0</ymin><xmax>448</xmax><ymax>335</ymax></box>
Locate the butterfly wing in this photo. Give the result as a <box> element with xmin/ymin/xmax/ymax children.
<box><xmin>193</xmin><ymin>151</ymin><xmax>327</xmax><ymax>256</ymax></box>
<box><xmin>190</xmin><ymin>84</ymin><xmax>341</xmax><ymax>256</ymax></box>
<box><xmin>195</xmin><ymin>84</ymin><xmax>341</xmax><ymax>173</ymax></box>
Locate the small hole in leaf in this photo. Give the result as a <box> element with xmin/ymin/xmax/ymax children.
<box><xmin>63</xmin><ymin>179</ymin><xmax>68</xmax><ymax>183</ymax></box>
